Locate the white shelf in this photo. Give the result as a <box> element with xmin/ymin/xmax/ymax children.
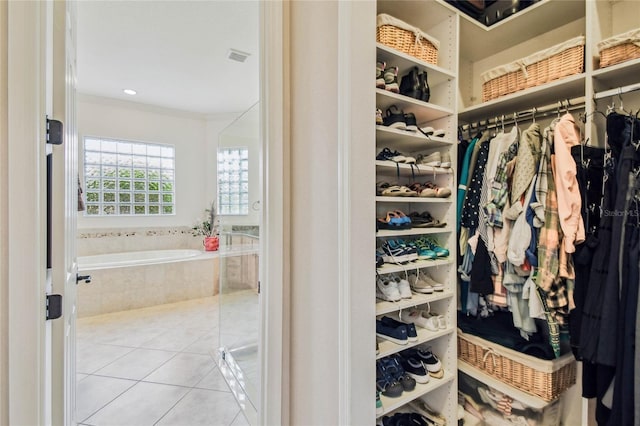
<box><xmin>458</xmin><ymin>361</ymin><xmax>551</xmax><ymax>410</ymax></box>
<box><xmin>378</xmin><ymin>369</ymin><xmax>455</xmax><ymax>418</ymax></box>
<box><xmin>376</xmin><ymin>43</ymin><xmax>456</xmax><ymax>88</ymax></box>
<box><xmin>592</xmin><ymin>58</ymin><xmax>640</xmax><ymax>93</ymax></box>
<box><xmin>458</xmin><ymin>74</ymin><xmax>586</xmax><ymax>123</ymax></box>
<box><xmin>376</xmin><ymin>227</ymin><xmax>451</xmax><ymax>238</ymax></box>
<box><xmin>377</xmin><ymin>89</ymin><xmax>454</xmax><ymax>124</ymax></box>
<box><xmin>376</xmin><ymin>196</ymin><xmax>452</xmax><ymax>204</ymax></box>
<box><xmin>376</xmin><ymin>257</ymin><xmax>453</xmax><ymax>276</ymax></box>
<box><xmin>377</xmin><ymin>327</ymin><xmax>454</xmax><ymax>359</ymax></box>
<box><xmin>376</xmin><ymin>126</ymin><xmax>453</xmax><ymax>152</ymax></box>
<box><xmin>376</xmin><ymin>289</ymin><xmax>454</xmax><ymax>316</ymax></box>
<box><xmin>375</xmin><ymin>160</ymin><xmax>452</xmax><ymax>175</ymax></box>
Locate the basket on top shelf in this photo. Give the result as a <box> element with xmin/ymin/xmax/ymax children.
<box><xmin>598</xmin><ymin>28</ymin><xmax>640</xmax><ymax>69</ymax></box>
<box><xmin>457</xmin><ymin>329</ymin><xmax>576</xmax><ymax>402</ymax></box>
<box><xmin>481</xmin><ymin>36</ymin><xmax>585</xmax><ymax>102</ymax></box>
<box><xmin>376</xmin><ymin>13</ymin><xmax>440</xmax><ymax>66</ymax></box>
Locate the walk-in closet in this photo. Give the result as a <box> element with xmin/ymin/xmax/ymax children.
<box><xmin>372</xmin><ymin>1</ymin><xmax>640</xmax><ymax>425</ymax></box>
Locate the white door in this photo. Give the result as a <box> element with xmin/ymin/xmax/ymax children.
<box><xmin>50</xmin><ymin>1</ymin><xmax>79</xmax><ymax>424</ymax></box>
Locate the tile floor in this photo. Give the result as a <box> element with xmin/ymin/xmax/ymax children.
<box><xmin>76</xmin><ymin>296</ymin><xmax>250</xmax><ymax>426</ymax></box>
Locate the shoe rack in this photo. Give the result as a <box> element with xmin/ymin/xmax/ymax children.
<box><xmin>375</xmin><ymin>1</ymin><xmax>459</xmax><ymax>423</ymax></box>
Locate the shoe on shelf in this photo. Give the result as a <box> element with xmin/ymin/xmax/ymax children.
<box><xmin>376</xmin><ymin>359</ymin><xmax>404</xmax><ymax>398</ymax></box>
<box><xmin>412</xmin><ymin>348</ymin><xmax>444</xmax><ymax>378</ymax></box>
<box><xmin>419</xmin><ymin>151</ymin><xmax>441</xmax><ymax>167</ymax></box>
<box><xmin>376</xmin><ymin>249</ymin><xmax>385</xmax><ymax>268</ymax></box>
<box><xmin>437</xmin><ymin>314</ymin><xmax>447</xmax><ymax>329</ymax></box>
<box><xmin>418</xmin><ymin>71</ymin><xmax>430</xmax><ymax>102</ymax></box>
<box><xmin>420</xmin><ymin>126</ymin><xmax>434</xmax><ymax>136</ymax></box>
<box><xmin>396</xmin><ymin>352</ymin><xmax>430</xmax><ymax>384</ymax></box>
<box><xmin>440</xmin><ymin>151</ymin><xmax>451</xmax><ymax>168</ymax></box>
<box><xmin>376</xmin><ymin>61</ymin><xmax>386</xmax><ymax>89</ymax></box>
<box><xmin>385</xmin><ymin>356</ymin><xmax>416</xmax><ymax>391</ymax></box>
<box><xmin>418</xmin><ymin>236</ymin><xmax>449</xmax><ymax>257</ymax></box>
<box><xmin>378</xmin><ymin>183</ymin><xmax>418</xmax><ymax>197</ymax></box>
<box><xmin>417</xmin><ymin>270</ymin><xmax>445</xmax><ymax>292</ymax></box>
<box><xmin>380</xmin><ymin>241</ymin><xmax>411</xmax><ymax>264</ymax></box>
<box><xmin>400</xmin><ymin>308</ymin><xmax>439</xmax><ymax>331</ymax></box>
<box><xmin>408</xmin><ymin>183</ymin><xmax>436</xmax><ymax>198</ymax></box>
<box><xmin>382</xmin><ymin>105</ymin><xmax>406</xmax><ymax>129</ymax></box>
<box><xmin>376</xmin><ymin>108</ymin><xmax>384</xmax><ymax>125</ymax></box>
<box><xmin>408</xmin><ymin>271</ymin><xmax>435</xmax><ymax>292</ymax></box>
<box><xmin>404</xmin><ymin>112</ymin><xmax>418</xmax><ymax>132</ymax></box>
<box><xmin>376</xmin><ymin>391</ymin><xmax>384</xmax><ymax>415</ymax></box>
<box><xmin>376</xmin><ymin>278</ymin><xmax>401</xmax><ymax>302</ymax></box>
<box><xmin>433</xmin><ymin>128</ymin><xmax>445</xmax><ymax>137</ymax></box>
<box><xmin>422</xmin><ymin>182</ymin><xmax>451</xmax><ymax>198</ymax></box>
<box><xmin>408</xmin><ymin>400</ymin><xmax>447</xmax><ymax>426</ymax></box>
<box><xmin>376</xmin><ymin>318</ymin><xmax>408</xmax><ymax>345</ymax></box>
<box><xmin>392</xmin><ymin>275</ymin><xmax>413</xmax><ymax>299</ymax></box>
<box><xmin>380</xmin><ymin>315</ymin><xmax>417</xmax><ymax>342</ymax></box>
<box><xmin>399</xmin><ymin>66</ymin><xmax>421</xmax><ymax>99</ymax></box>
<box><xmin>376</xmin><ymin>147</ymin><xmax>407</xmax><ymax>162</ymax></box>
<box><xmin>408</xmin><ymin>211</ymin><xmax>446</xmax><ymax>228</ymax></box>
<box><xmin>383</xmin><ymin>66</ymin><xmax>399</xmax><ymax>93</ymax></box>
<box><xmin>377</xmin><ymin>211</ymin><xmax>411</xmax><ymax>230</ymax></box>
<box><xmin>392</xmin><ymin>239</ymin><xmax>419</xmax><ymax>261</ymax></box>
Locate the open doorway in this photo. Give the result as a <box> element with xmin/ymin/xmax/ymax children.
<box><xmin>72</xmin><ymin>2</ymin><xmax>260</xmax><ymax>425</ymax></box>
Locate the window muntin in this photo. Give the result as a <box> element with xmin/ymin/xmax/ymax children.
<box><xmin>83</xmin><ymin>137</ymin><xmax>175</xmax><ymax>216</ymax></box>
<box><xmin>217</xmin><ymin>148</ymin><xmax>249</xmax><ymax>215</ymax></box>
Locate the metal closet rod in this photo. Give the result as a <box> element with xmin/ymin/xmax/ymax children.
<box><xmin>461</xmin><ymin>96</ymin><xmax>586</xmax><ymax>131</ymax></box>
<box><xmin>594</xmin><ymin>82</ymin><xmax>640</xmax><ymax>101</ymax></box>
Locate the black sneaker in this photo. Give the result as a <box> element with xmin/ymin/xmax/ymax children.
<box><xmin>404</xmin><ymin>113</ymin><xmax>418</xmax><ymax>132</ymax></box>
<box><xmin>397</xmin><ymin>352</ymin><xmax>429</xmax><ymax>384</ymax></box>
<box><xmin>376</xmin><ymin>359</ymin><xmax>404</xmax><ymax>397</ymax></box>
<box><xmin>383</xmin><ymin>105</ymin><xmax>407</xmax><ymax>129</ymax></box>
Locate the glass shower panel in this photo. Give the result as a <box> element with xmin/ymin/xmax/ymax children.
<box><xmin>218</xmin><ymin>102</ymin><xmax>260</xmax><ymax>420</ymax></box>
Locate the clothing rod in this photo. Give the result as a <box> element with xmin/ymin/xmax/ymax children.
<box><xmin>460</xmin><ymin>96</ymin><xmax>586</xmax><ymax>130</ymax></box>
<box><xmin>594</xmin><ymin>82</ymin><xmax>640</xmax><ymax>101</ymax></box>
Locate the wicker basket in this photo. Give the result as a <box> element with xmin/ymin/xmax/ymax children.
<box><xmin>457</xmin><ymin>330</ymin><xmax>576</xmax><ymax>402</ymax></box>
<box><xmin>481</xmin><ymin>36</ymin><xmax>585</xmax><ymax>102</ymax></box>
<box><xmin>598</xmin><ymin>28</ymin><xmax>640</xmax><ymax>69</ymax></box>
<box><xmin>376</xmin><ymin>14</ymin><xmax>440</xmax><ymax>65</ymax></box>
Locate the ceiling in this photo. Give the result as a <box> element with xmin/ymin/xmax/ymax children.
<box><xmin>77</xmin><ymin>1</ymin><xmax>259</xmax><ymax>115</ymax></box>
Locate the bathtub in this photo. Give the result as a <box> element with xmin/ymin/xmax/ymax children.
<box><xmin>78</xmin><ymin>249</ymin><xmax>203</xmax><ymax>271</ymax></box>
<box><xmin>76</xmin><ymin>249</ymin><xmax>219</xmax><ymax>318</ymax></box>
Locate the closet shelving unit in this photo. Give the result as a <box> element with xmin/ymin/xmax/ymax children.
<box><xmin>375</xmin><ymin>1</ymin><xmax>459</xmax><ymax>423</ymax></box>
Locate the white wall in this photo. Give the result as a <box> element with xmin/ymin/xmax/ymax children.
<box><xmin>77</xmin><ymin>95</ymin><xmax>224</xmax><ymax>230</ymax></box>
<box><xmin>0</xmin><ymin>1</ymin><xmax>8</xmax><ymax>423</ymax></box>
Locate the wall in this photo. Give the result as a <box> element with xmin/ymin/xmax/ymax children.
<box><xmin>77</xmin><ymin>94</ymin><xmax>209</xmax><ymax>229</ymax></box>
<box><xmin>0</xmin><ymin>0</ymin><xmax>8</xmax><ymax>423</ymax></box>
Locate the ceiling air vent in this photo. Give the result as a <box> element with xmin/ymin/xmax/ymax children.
<box><xmin>227</xmin><ymin>48</ymin><xmax>251</xmax><ymax>63</ymax></box>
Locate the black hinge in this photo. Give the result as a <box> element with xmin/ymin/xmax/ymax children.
<box><xmin>46</xmin><ymin>294</ymin><xmax>63</xmax><ymax>320</ymax></box>
<box><xmin>257</xmin><ymin>280</ymin><xmax>260</xmax><ymax>294</ymax></box>
<box><xmin>46</xmin><ymin>117</ymin><xmax>64</xmax><ymax>145</ymax></box>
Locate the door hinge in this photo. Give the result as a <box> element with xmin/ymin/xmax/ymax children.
<box><xmin>46</xmin><ymin>117</ymin><xmax>64</xmax><ymax>145</ymax></box>
<box><xmin>257</xmin><ymin>280</ymin><xmax>260</xmax><ymax>294</ymax></box>
<box><xmin>46</xmin><ymin>294</ymin><xmax>63</xmax><ymax>320</ymax></box>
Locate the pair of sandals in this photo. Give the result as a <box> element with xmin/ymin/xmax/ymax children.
<box><xmin>408</xmin><ymin>182</ymin><xmax>451</xmax><ymax>198</ymax></box>
<box><xmin>377</xmin><ymin>182</ymin><xmax>418</xmax><ymax>197</ymax></box>
<box><xmin>378</xmin><ymin>210</ymin><xmax>412</xmax><ymax>230</ymax></box>
<box><xmin>407</xmin><ymin>211</ymin><xmax>446</xmax><ymax>228</ymax></box>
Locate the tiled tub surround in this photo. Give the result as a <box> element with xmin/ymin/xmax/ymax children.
<box><xmin>77</xmin><ymin>252</ymin><xmax>219</xmax><ymax>318</ymax></box>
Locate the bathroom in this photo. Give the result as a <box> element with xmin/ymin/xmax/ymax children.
<box><xmin>73</xmin><ymin>2</ymin><xmax>261</xmax><ymax>425</ymax></box>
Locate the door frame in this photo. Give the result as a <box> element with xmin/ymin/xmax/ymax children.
<box><xmin>6</xmin><ymin>1</ymin><xmax>49</xmax><ymax>425</ymax></box>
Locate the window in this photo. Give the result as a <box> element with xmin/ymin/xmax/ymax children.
<box><xmin>217</xmin><ymin>148</ymin><xmax>249</xmax><ymax>215</ymax></box>
<box><xmin>83</xmin><ymin>137</ymin><xmax>175</xmax><ymax>216</ymax></box>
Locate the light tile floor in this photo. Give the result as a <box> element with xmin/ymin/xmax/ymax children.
<box><xmin>76</xmin><ymin>296</ymin><xmax>250</xmax><ymax>426</ymax></box>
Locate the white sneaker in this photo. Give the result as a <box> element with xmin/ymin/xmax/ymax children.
<box><xmin>395</xmin><ymin>276</ymin><xmax>412</xmax><ymax>299</ymax></box>
<box><xmin>440</xmin><ymin>151</ymin><xmax>451</xmax><ymax>168</ymax></box>
<box><xmin>433</xmin><ymin>129</ymin><xmax>446</xmax><ymax>137</ymax></box>
<box><xmin>376</xmin><ymin>278</ymin><xmax>401</xmax><ymax>302</ymax></box>
<box><xmin>419</xmin><ymin>271</ymin><xmax>445</xmax><ymax>292</ymax></box>
<box><xmin>437</xmin><ymin>315</ymin><xmax>446</xmax><ymax>329</ymax></box>
<box><xmin>408</xmin><ymin>273</ymin><xmax>434</xmax><ymax>294</ymax></box>
<box><xmin>420</xmin><ymin>151</ymin><xmax>441</xmax><ymax>167</ymax></box>
<box><xmin>400</xmin><ymin>309</ymin><xmax>439</xmax><ymax>331</ymax></box>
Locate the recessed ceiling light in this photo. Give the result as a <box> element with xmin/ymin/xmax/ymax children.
<box><xmin>227</xmin><ymin>48</ymin><xmax>251</xmax><ymax>63</ymax></box>
<box><xmin>123</xmin><ymin>89</ymin><xmax>137</xmax><ymax>95</ymax></box>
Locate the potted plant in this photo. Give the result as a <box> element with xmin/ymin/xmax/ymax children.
<box><xmin>193</xmin><ymin>201</ymin><xmax>219</xmax><ymax>251</ymax></box>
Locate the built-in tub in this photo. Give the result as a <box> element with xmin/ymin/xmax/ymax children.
<box><xmin>77</xmin><ymin>249</ymin><xmax>219</xmax><ymax>318</ymax></box>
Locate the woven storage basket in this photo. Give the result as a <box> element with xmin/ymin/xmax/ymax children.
<box><xmin>376</xmin><ymin>14</ymin><xmax>440</xmax><ymax>65</ymax></box>
<box><xmin>457</xmin><ymin>330</ymin><xmax>576</xmax><ymax>402</ymax></box>
<box><xmin>481</xmin><ymin>36</ymin><xmax>585</xmax><ymax>102</ymax></box>
<box><xmin>598</xmin><ymin>28</ymin><xmax>640</xmax><ymax>68</ymax></box>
